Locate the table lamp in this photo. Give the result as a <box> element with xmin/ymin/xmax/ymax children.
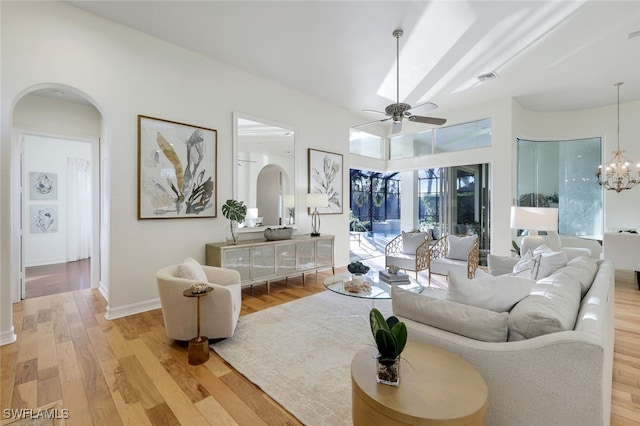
<box><xmin>510</xmin><ymin>206</ymin><xmax>558</xmax><ymax>255</ymax></box>
<box><xmin>306</xmin><ymin>193</ymin><xmax>328</xmax><ymax>237</ymax></box>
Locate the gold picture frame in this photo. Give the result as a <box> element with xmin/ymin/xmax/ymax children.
<box><xmin>138</xmin><ymin>115</ymin><xmax>217</xmax><ymax>219</ymax></box>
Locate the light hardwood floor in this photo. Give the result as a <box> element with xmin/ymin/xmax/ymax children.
<box><xmin>1</xmin><ymin>268</ymin><xmax>639</xmax><ymax>425</ymax></box>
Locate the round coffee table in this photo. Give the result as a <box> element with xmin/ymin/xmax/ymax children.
<box><xmin>323</xmin><ymin>272</ymin><xmax>424</xmax><ymax>299</ymax></box>
<box><xmin>351</xmin><ymin>341</ymin><xmax>488</xmax><ymax>425</ymax></box>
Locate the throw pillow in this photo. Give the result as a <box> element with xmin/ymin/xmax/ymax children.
<box><xmin>447</xmin><ymin>271</ymin><xmax>535</xmax><ymax>312</ymax></box>
<box><xmin>532</xmin><ymin>245</ymin><xmax>569</xmax><ymax>279</ymax></box>
<box><xmin>446</xmin><ymin>234</ymin><xmax>478</xmax><ymax>261</ymax></box>
<box><xmin>511</xmin><ymin>246</ymin><xmax>568</xmax><ymax>280</ymax></box>
<box><xmin>487</xmin><ymin>254</ymin><xmax>519</xmax><ymax>276</ymax></box>
<box><xmin>402</xmin><ymin>232</ymin><xmax>427</xmax><ymax>255</ymax></box>
<box><xmin>176</xmin><ymin>257</ymin><xmax>208</xmax><ymax>283</ymax></box>
<box><xmin>391</xmin><ymin>286</ymin><xmax>509</xmax><ymax>342</ymax></box>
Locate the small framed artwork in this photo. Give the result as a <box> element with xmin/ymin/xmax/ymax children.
<box><xmin>30</xmin><ymin>172</ymin><xmax>57</xmax><ymax>200</ymax></box>
<box><xmin>308</xmin><ymin>148</ymin><xmax>343</xmax><ymax>214</ymax></box>
<box><xmin>30</xmin><ymin>205</ymin><xmax>58</xmax><ymax>233</ymax></box>
<box><xmin>138</xmin><ymin>115</ymin><xmax>217</xmax><ymax>219</ymax></box>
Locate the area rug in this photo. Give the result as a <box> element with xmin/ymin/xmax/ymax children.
<box><xmin>211</xmin><ymin>291</ymin><xmax>393</xmax><ymax>426</ymax></box>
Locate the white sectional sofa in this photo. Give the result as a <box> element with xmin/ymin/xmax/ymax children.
<box><xmin>392</xmin><ymin>255</ymin><xmax>615</xmax><ymax>425</ymax></box>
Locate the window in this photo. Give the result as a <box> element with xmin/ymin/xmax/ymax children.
<box><xmin>349</xmin><ymin>129</ymin><xmax>384</xmax><ymax>159</ymax></box>
<box><xmin>350</xmin><ymin>169</ymin><xmax>400</xmax><ymax>235</ymax></box>
<box><xmin>517</xmin><ymin>137</ymin><xmax>602</xmax><ymax>236</ymax></box>
<box><xmin>388</xmin><ymin>118</ymin><xmax>491</xmax><ymax>159</ymax></box>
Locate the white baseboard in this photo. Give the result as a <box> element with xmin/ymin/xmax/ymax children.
<box><xmin>25</xmin><ymin>257</ymin><xmax>67</xmax><ymax>267</ymax></box>
<box><xmin>0</xmin><ymin>325</ymin><xmax>17</xmax><ymax>346</ymax></box>
<box><xmin>105</xmin><ymin>298</ymin><xmax>161</xmax><ymax>320</ymax></box>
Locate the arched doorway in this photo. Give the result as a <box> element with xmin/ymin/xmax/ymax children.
<box><xmin>10</xmin><ymin>84</ymin><xmax>108</xmax><ymax>302</ymax></box>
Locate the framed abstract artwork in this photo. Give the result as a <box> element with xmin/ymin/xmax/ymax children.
<box><xmin>138</xmin><ymin>115</ymin><xmax>217</xmax><ymax>219</ymax></box>
<box><xmin>308</xmin><ymin>148</ymin><xmax>343</xmax><ymax>214</ymax></box>
<box><xmin>30</xmin><ymin>172</ymin><xmax>57</xmax><ymax>200</ymax></box>
<box><xmin>30</xmin><ymin>205</ymin><xmax>58</xmax><ymax>233</ymax></box>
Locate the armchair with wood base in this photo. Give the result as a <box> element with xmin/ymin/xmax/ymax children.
<box><xmin>428</xmin><ymin>234</ymin><xmax>479</xmax><ymax>282</ymax></box>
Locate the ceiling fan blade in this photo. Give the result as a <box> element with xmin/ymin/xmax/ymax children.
<box><xmin>353</xmin><ymin>117</ymin><xmax>392</xmax><ymax>129</ymax></box>
<box><xmin>362</xmin><ymin>109</ymin><xmax>388</xmax><ymax>116</ymax></box>
<box><xmin>391</xmin><ymin>120</ymin><xmax>403</xmax><ymax>134</ymax></box>
<box><xmin>407</xmin><ymin>115</ymin><xmax>447</xmax><ymax>126</ymax></box>
<box><xmin>408</xmin><ymin>101</ymin><xmax>438</xmax><ymax>114</ymax></box>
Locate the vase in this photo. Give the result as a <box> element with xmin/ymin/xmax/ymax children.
<box><xmin>226</xmin><ymin>220</ymin><xmax>239</xmax><ymax>244</ymax></box>
<box><xmin>376</xmin><ymin>356</ymin><xmax>400</xmax><ymax>386</ymax></box>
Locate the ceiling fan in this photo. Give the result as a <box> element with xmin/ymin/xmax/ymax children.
<box><xmin>354</xmin><ymin>29</ymin><xmax>446</xmax><ymax>134</ymax></box>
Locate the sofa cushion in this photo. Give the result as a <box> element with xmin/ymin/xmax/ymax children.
<box><xmin>446</xmin><ymin>234</ymin><xmax>477</xmax><ymax>261</ymax></box>
<box><xmin>392</xmin><ymin>286</ymin><xmax>509</xmax><ymax>342</ymax></box>
<box><xmin>508</xmin><ymin>269</ymin><xmax>581</xmax><ymax>341</ymax></box>
<box><xmin>402</xmin><ymin>232</ymin><xmax>427</xmax><ymax>254</ymax></box>
<box><xmin>176</xmin><ymin>257</ymin><xmax>208</xmax><ymax>283</ymax></box>
<box><xmin>564</xmin><ymin>256</ymin><xmax>599</xmax><ymax>297</ymax></box>
<box><xmin>447</xmin><ymin>271</ymin><xmax>535</xmax><ymax>312</ymax></box>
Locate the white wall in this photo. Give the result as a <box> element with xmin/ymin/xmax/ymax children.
<box><xmin>1</xmin><ymin>1</ymin><xmax>353</xmax><ymax>333</ymax></box>
<box><xmin>22</xmin><ymin>135</ymin><xmax>92</xmax><ymax>266</ymax></box>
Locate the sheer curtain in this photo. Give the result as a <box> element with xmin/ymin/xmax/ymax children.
<box><xmin>67</xmin><ymin>157</ymin><xmax>92</xmax><ymax>261</ymax></box>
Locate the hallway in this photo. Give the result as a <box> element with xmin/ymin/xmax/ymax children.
<box><xmin>25</xmin><ymin>258</ymin><xmax>91</xmax><ymax>299</ymax></box>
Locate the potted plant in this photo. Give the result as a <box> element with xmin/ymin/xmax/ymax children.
<box><xmin>222</xmin><ymin>199</ymin><xmax>247</xmax><ymax>244</ymax></box>
<box><xmin>369</xmin><ymin>308</ymin><xmax>407</xmax><ymax>386</ymax></box>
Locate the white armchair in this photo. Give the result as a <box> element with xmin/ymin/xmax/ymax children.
<box><xmin>602</xmin><ymin>231</ymin><xmax>640</xmax><ymax>289</ymax></box>
<box><xmin>156</xmin><ymin>263</ymin><xmax>242</xmax><ymax>341</ymax></box>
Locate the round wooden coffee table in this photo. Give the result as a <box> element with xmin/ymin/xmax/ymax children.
<box><xmin>351</xmin><ymin>341</ymin><xmax>488</xmax><ymax>425</ymax></box>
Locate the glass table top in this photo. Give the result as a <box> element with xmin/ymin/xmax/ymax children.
<box><xmin>323</xmin><ymin>271</ymin><xmax>424</xmax><ymax>300</ymax></box>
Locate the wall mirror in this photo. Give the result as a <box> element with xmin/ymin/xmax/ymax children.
<box><xmin>233</xmin><ymin>112</ymin><xmax>296</xmax><ymax>228</ymax></box>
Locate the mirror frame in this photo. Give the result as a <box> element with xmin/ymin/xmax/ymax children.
<box><xmin>232</xmin><ymin>112</ymin><xmax>297</xmax><ymax>228</ymax></box>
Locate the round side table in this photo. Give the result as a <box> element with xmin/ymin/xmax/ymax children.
<box><xmin>182</xmin><ymin>286</ymin><xmax>214</xmax><ymax>365</ymax></box>
<box><xmin>351</xmin><ymin>341</ymin><xmax>488</xmax><ymax>425</ymax></box>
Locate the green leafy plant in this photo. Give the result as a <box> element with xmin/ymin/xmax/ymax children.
<box><xmin>369</xmin><ymin>308</ymin><xmax>407</xmax><ymax>366</ymax></box>
<box><xmin>222</xmin><ymin>199</ymin><xmax>247</xmax><ymax>222</ymax></box>
<box><xmin>511</xmin><ymin>240</ymin><xmax>521</xmax><ymax>257</ymax></box>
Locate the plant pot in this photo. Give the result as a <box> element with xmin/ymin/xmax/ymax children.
<box><xmin>376</xmin><ymin>356</ymin><xmax>400</xmax><ymax>386</ymax></box>
<box><xmin>226</xmin><ymin>220</ymin><xmax>239</xmax><ymax>244</ymax></box>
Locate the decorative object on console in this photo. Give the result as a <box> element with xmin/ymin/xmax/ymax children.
<box><xmin>308</xmin><ymin>148</ymin><xmax>343</xmax><ymax>214</ymax></box>
<box><xmin>347</xmin><ymin>261</ymin><xmax>370</xmax><ymax>275</ymax></box>
<box><xmin>596</xmin><ymin>82</ymin><xmax>639</xmax><ymax>192</ymax></box>
<box><xmin>283</xmin><ymin>195</ymin><xmax>295</xmax><ymax>225</ymax></box>
<box><xmin>369</xmin><ymin>308</ymin><xmax>407</xmax><ymax>386</ymax></box>
<box><xmin>306</xmin><ymin>193</ymin><xmax>328</xmax><ymax>236</ymax></box>
<box><xmin>138</xmin><ymin>115</ymin><xmax>217</xmax><ymax>219</ymax></box>
<box><xmin>510</xmin><ymin>206</ymin><xmax>558</xmax><ymax>255</ymax></box>
<box><xmin>222</xmin><ymin>199</ymin><xmax>247</xmax><ymax>244</ymax></box>
<box><xmin>263</xmin><ymin>227</ymin><xmax>293</xmax><ymax>241</ymax></box>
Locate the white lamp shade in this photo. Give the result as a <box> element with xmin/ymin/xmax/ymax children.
<box><xmin>283</xmin><ymin>195</ymin><xmax>295</xmax><ymax>208</ymax></box>
<box><xmin>306</xmin><ymin>193</ymin><xmax>328</xmax><ymax>208</ymax></box>
<box><xmin>510</xmin><ymin>207</ymin><xmax>558</xmax><ymax>231</ymax></box>
<box><xmin>246</xmin><ymin>208</ymin><xmax>259</xmax><ymax>219</ymax></box>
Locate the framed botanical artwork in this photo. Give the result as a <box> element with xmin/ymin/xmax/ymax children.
<box><xmin>30</xmin><ymin>172</ymin><xmax>57</xmax><ymax>200</ymax></box>
<box><xmin>138</xmin><ymin>115</ymin><xmax>217</xmax><ymax>219</ymax></box>
<box><xmin>308</xmin><ymin>148</ymin><xmax>343</xmax><ymax>214</ymax></box>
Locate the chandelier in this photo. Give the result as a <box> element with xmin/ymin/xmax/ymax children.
<box><xmin>596</xmin><ymin>82</ymin><xmax>640</xmax><ymax>192</ymax></box>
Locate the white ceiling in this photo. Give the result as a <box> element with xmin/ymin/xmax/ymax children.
<box><xmin>65</xmin><ymin>0</ymin><xmax>640</xmax><ymax>127</ymax></box>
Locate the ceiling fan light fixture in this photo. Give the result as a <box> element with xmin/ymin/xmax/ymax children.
<box><xmin>477</xmin><ymin>72</ymin><xmax>498</xmax><ymax>82</ymax></box>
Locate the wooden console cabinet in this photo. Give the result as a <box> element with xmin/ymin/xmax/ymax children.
<box><xmin>206</xmin><ymin>234</ymin><xmax>334</xmax><ymax>293</ymax></box>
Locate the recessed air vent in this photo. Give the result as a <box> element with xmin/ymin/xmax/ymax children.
<box><xmin>477</xmin><ymin>72</ymin><xmax>498</xmax><ymax>82</ymax></box>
